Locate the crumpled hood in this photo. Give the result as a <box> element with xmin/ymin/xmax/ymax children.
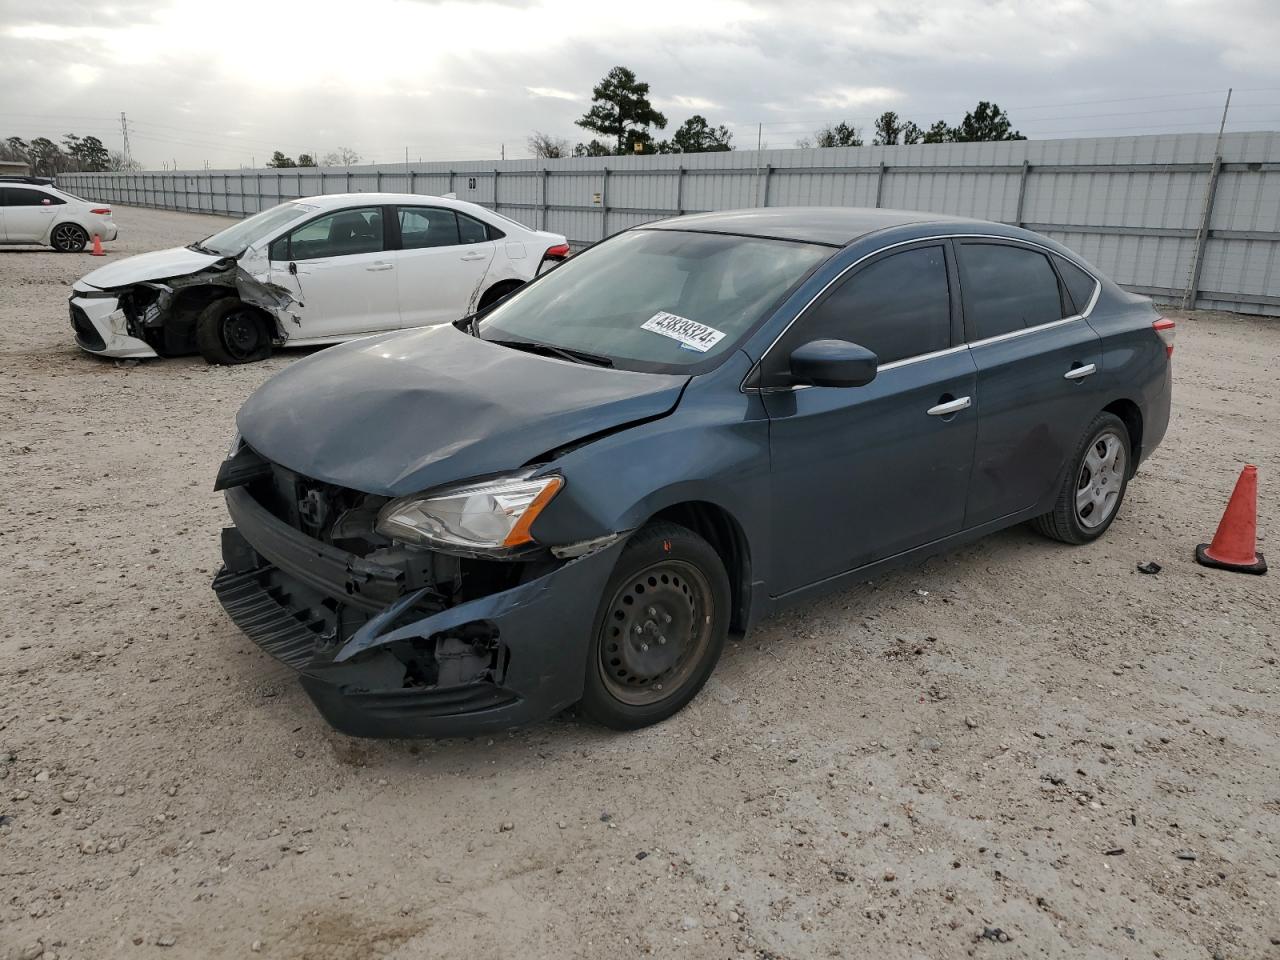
<box><xmin>76</xmin><ymin>246</ymin><xmax>226</xmax><ymax>290</ymax></box>
<box><xmin>236</xmin><ymin>324</ymin><xmax>689</xmax><ymax>497</ymax></box>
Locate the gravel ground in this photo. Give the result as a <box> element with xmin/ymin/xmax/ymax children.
<box><xmin>1</xmin><ymin>205</ymin><xmax>1278</xmax><ymax>960</ymax></box>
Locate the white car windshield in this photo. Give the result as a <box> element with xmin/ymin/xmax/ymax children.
<box><xmin>197</xmin><ymin>202</ymin><xmax>316</xmax><ymax>257</ymax></box>
<box><xmin>477</xmin><ymin>229</ymin><xmax>832</xmax><ymax>373</ymax></box>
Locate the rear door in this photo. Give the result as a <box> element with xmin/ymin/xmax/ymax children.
<box><xmin>391</xmin><ymin>206</ymin><xmax>496</xmax><ymax>327</ymax></box>
<box><xmin>267</xmin><ymin>205</ymin><xmax>400</xmax><ymax>338</ymax></box>
<box><xmin>2</xmin><ymin>186</ymin><xmax>60</xmax><ymax>241</ymax></box>
<box><xmin>761</xmin><ymin>242</ymin><xmax>978</xmax><ymax>595</ymax></box>
<box><xmin>957</xmin><ymin>239</ymin><xmax>1103</xmax><ymax>528</ymax></box>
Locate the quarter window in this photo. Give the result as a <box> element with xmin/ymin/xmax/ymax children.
<box><xmin>1054</xmin><ymin>255</ymin><xmax>1099</xmax><ymax>315</ymax></box>
<box><xmin>959</xmin><ymin>243</ymin><xmax>1065</xmax><ymax>340</ymax></box>
<box><xmin>799</xmin><ymin>245</ymin><xmax>951</xmax><ymax>365</ymax></box>
<box><xmin>283</xmin><ymin>207</ymin><xmax>384</xmax><ymax>260</ymax></box>
<box><xmin>457</xmin><ymin>211</ymin><xmax>491</xmax><ymax>244</ymax></box>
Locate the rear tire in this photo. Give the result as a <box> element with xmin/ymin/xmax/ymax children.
<box><xmin>51</xmin><ymin>223</ymin><xmax>88</xmax><ymax>253</ymax></box>
<box><xmin>195</xmin><ymin>297</ymin><xmax>273</xmax><ymax>365</ymax></box>
<box><xmin>581</xmin><ymin>522</ymin><xmax>730</xmax><ymax>730</ymax></box>
<box><xmin>1031</xmin><ymin>412</ymin><xmax>1131</xmax><ymax>544</ymax></box>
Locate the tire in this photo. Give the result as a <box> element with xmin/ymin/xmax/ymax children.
<box><xmin>1031</xmin><ymin>412</ymin><xmax>1132</xmax><ymax>544</ymax></box>
<box><xmin>195</xmin><ymin>297</ymin><xmax>272</xmax><ymax>365</ymax></box>
<box><xmin>51</xmin><ymin>223</ymin><xmax>88</xmax><ymax>253</ymax></box>
<box><xmin>581</xmin><ymin>521</ymin><xmax>731</xmax><ymax>730</ymax></box>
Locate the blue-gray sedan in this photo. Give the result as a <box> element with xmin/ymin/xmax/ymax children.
<box><xmin>212</xmin><ymin>207</ymin><xmax>1174</xmax><ymax>737</ymax></box>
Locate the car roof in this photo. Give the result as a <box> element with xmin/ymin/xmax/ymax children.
<box><xmin>291</xmin><ymin>192</ymin><xmax>496</xmax><ymax>217</ymax></box>
<box><xmin>644</xmin><ymin>206</ymin><xmax>985</xmax><ymax>246</ymax></box>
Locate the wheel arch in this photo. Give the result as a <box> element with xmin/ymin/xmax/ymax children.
<box><xmin>1102</xmin><ymin>397</ymin><xmax>1143</xmax><ymax>474</ymax></box>
<box><xmin>643</xmin><ymin>500</ymin><xmax>752</xmax><ymax>633</ymax></box>
<box><xmin>477</xmin><ymin>278</ymin><xmax>525</xmax><ymax>311</ymax></box>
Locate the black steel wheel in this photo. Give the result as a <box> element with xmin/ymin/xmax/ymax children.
<box><xmin>195</xmin><ymin>297</ymin><xmax>272</xmax><ymax>365</ymax></box>
<box><xmin>51</xmin><ymin>223</ymin><xmax>89</xmax><ymax>253</ymax></box>
<box><xmin>582</xmin><ymin>521</ymin><xmax>729</xmax><ymax>729</ymax></box>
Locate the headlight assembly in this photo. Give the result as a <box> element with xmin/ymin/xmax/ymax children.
<box><xmin>376</xmin><ymin>473</ymin><xmax>563</xmax><ymax>554</ymax></box>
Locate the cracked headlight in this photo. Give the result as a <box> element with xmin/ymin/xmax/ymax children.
<box><xmin>376</xmin><ymin>473</ymin><xmax>563</xmax><ymax>553</ymax></box>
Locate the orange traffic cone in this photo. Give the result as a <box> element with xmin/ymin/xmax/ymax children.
<box><xmin>1196</xmin><ymin>465</ymin><xmax>1267</xmax><ymax>574</ymax></box>
<box><xmin>90</xmin><ymin>233</ymin><xmax>105</xmax><ymax>256</ymax></box>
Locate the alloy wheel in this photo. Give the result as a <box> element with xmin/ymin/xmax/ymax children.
<box><xmin>52</xmin><ymin>224</ymin><xmax>85</xmax><ymax>251</ymax></box>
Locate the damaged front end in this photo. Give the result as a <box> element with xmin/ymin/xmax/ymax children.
<box><xmin>211</xmin><ymin>442</ymin><xmax>624</xmax><ymax>738</ymax></box>
<box><xmin>69</xmin><ymin>258</ymin><xmax>296</xmax><ymax>360</ymax></box>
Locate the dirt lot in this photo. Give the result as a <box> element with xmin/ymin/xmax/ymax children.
<box><xmin>1</xmin><ymin>205</ymin><xmax>1277</xmax><ymax>960</ymax></box>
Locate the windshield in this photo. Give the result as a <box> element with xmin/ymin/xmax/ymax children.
<box><xmin>199</xmin><ymin>202</ymin><xmax>316</xmax><ymax>257</ymax></box>
<box><xmin>477</xmin><ymin>229</ymin><xmax>831</xmax><ymax>372</ymax></box>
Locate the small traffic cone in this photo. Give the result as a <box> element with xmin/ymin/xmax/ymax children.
<box><xmin>1196</xmin><ymin>465</ymin><xmax>1267</xmax><ymax>574</ymax></box>
<box><xmin>90</xmin><ymin>233</ymin><xmax>105</xmax><ymax>256</ymax></box>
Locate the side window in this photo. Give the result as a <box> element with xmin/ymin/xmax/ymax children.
<box><xmin>800</xmin><ymin>245</ymin><xmax>951</xmax><ymax>365</ymax></box>
<box><xmin>959</xmin><ymin>243</ymin><xmax>1065</xmax><ymax>340</ymax></box>
<box><xmin>285</xmin><ymin>207</ymin><xmax>384</xmax><ymax>260</ymax></box>
<box><xmin>397</xmin><ymin>207</ymin><xmax>460</xmax><ymax>249</ymax></box>
<box><xmin>457</xmin><ymin>212</ymin><xmax>491</xmax><ymax>244</ymax></box>
<box><xmin>1054</xmin><ymin>255</ymin><xmax>1099</xmax><ymax>315</ymax></box>
<box><xmin>6</xmin><ymin>188</ymin><xmax>61</xmax><ymax>206</ymax></box>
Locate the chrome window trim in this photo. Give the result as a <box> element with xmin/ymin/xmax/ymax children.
<box><xmin>742</xmin><ymin>232</ymin><xmax>1102</xmax><ymax>392</ymax></box>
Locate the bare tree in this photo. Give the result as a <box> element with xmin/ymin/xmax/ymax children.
<box><xmin>322</xmin><ymin>147</ymin><xmax>362</xmax><ymax>166</ymax></box>
<box><xmin>528</xmin><ymin>131</ymin><xmax>570</xmax><ymax>159</ymax></box>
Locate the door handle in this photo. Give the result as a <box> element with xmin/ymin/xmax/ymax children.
<box><xmin>460</xmin><ymin>252</ymin><xmax>487</xmax><ymax>261</ymax></box>
<box><xmin>366</xmin><ymin>262</ymin><xmax>394</xmax><ymax>272</ymax></box>
<box><xmin>1064</xmin><ymin>363</ymin><xmax>1096</xmax><ymax>380</ymax></box>
<box><xmin>927</xmin><ymin>396</ymin><xmax>971</xmax><ymax>417</ymax></box>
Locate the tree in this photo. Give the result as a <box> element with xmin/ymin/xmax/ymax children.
<box><xmin>1</xmin><ymin>136</ymin><xmax>29</xmax><ymax>164</ymax></box>
<box><xmin>62</xmin><ymin>133</ymin><xmax>110</xmax><ymax>171</ymax></box>
<box><xmin>573</xmin><ymin>139</ymin><xmax>611</xmax><ymax>157</ymax></box>
<box><xmin>922</xmin><ymin>120</ymin><xmax>954</xmax><ymax>144</ymax></box>
<box><xmin>267</xmin><ymin>151</ymin><xmax>297</xmax><ymax>168</ymax></box>
<box><xmin>798</xmin><ymin>121</ymin><xmax>863</xmax><ymax>148</ymax></box>
<box><xmin>872</xmin><ymin>111</ymin><xmax>905</xmax><ymax>146</ymax></box>
<box><xmin>670</xmin><ymin>115</ymin><xmax>733</xmax><ymax>153</ymax></box>
<box><xmin>953</xmin><ymin>101</ymin><xmax>1025</xmax><ymax>142</ymax></box>
<box><xmin>527</xmin><ymin>131</ymin><xmax>569</xmax><ymax>159</ymax></box>
<box><xmin>901</xmin><ymin>121</ymin><xmax>924</xmax><ymax>145</ymax></box>
<box><xmin>108</xmin><ymin>150</ymin><xmax>141</xmax><ymax>172</ymax></box>
<box><xmin>27</xmin><ymin>137</ymin><xmax>62</xmax><ymax>176</ymax></box>
<box><xmin>576</xmin><ymin>66</ymin><xmax>667</xmax><ymax>155</ymax></box>
<box><xmin>297</xmin><ymin>153</ymin><xmax>317</xmax><ymax>167</ymax></box>
<box><xmin>322</xmin><ymin>146</ymin><xmax>361</xmax><ymax>166</ymax></box>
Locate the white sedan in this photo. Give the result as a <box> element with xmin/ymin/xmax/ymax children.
<box><xmin>67</xmin><ymin>193</ymin><xmax>570</xmax><ymax>363</ymax></box>
<box><xmin>1</xmin><ymin>176</ymin><xmax>116</xmax><ymax>252</ymax></box>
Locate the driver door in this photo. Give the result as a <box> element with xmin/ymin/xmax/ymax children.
<box><xmin>267</xmin><ymin>205</ymin><xmax>400</xmax><ymax>339</ymax></box>
<box><xmin>761</xmin><ymin>242</ymin><xmax>978</xmax><ymax>595</ymax></box>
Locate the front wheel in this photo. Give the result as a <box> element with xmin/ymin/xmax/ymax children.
<box><xmin>1031</xmin><ymin>412</ymin><xmax>1131</xmax><ymax>544</ymax></box>
<box><xmin>581</xmin><ymin>522</ymin><xmax>730</xmax><ymax>730</ymax></box>
<box><xmin>195</xmin><ymin>297</ymin><xmax>273</xmax><ymax>365</ymax></box>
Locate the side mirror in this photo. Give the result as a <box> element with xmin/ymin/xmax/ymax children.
<box><xmin>788</xmin><ymin>339</ymin><xmax>879</xmax><ymax>388</ymax></box>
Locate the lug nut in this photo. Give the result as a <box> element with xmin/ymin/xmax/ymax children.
<box><xmin>640</xmin><ymin>643</ymin><xmax>649</xmax><ymax>651</ymax></box>
<box><xmin>658</xmin><ymin>636</ymin><xmax>666</xmax><ymax>645</ymax></box>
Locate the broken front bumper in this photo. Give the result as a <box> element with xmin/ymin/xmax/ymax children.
<box><xmin>212</xmin><ymin>485</ymin><xmax>623</xmax><ymax>738</ymax></box>
<box><xmin>67</xmin><ymin>292</ymin><xmax>158</xmax><ymax>359</ymax></box>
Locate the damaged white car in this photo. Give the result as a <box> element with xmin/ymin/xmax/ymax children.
<box><xmin>67</xmin><ymin>193</ymin><xmax>570</xmax><ymax>363</ymax></box>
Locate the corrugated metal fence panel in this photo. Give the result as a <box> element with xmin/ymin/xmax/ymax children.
<box><xmin>58</xmin><ymin>130</ymin><xmax>1280</xmax><ymax>314</ymax></box>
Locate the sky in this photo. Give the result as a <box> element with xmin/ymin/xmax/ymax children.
<box><xmin>2</xmin><ymin>0</ymin><xmax>1280</xmax><ymax>169</ymax></box>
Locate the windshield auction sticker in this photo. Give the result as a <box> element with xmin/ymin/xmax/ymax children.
<box><xmin>641</xmin><ymin>312</ymin><xmax>726</xmax><ymax>353</ymax></box>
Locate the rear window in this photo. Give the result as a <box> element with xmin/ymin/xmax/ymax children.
<box><xmin>959</xmin><ymin>242</ymin><xmax>1065</xmax><ymax>341</ymax></box>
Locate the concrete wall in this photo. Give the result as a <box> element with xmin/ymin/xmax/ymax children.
<box><xmin>60</xmin><ymin>131</ymin><xmax>1280</xmax><ymax>315</ymax></box>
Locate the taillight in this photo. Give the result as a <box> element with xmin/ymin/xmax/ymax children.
<box><xmin>1153</xmin><ymin>317</ymin><xmax>1176</xmax><ymax>357</ymax></box>
<box><xmin>90</xmin><ymin>208</ymin><xmax>111</xmax><ymax>215</ymax></box>
<box><xmin>544</xmin><ymin>243</ymin><xmax>570</xmax><ymax>260</ymax></box>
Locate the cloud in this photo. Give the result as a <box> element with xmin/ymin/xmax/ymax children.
<box><xmin>805</xmin><ymin>87</ymin><xmax>903</xmax><ymax>111</ymax></box>
<box><xmin>527</xmin><ymin>87</ymin><xmax>581</xmax><ymax>101</ymax></box>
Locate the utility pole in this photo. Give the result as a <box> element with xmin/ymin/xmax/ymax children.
<box><xmin>1182</xmin><ymin>87</ymin><xmax>1233</xmax><ymax>309</ymax></box>
<box><xmin>119</xmin><ymin>112</ymin><xmax>132</xmax><ymax>165</ymax></box>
